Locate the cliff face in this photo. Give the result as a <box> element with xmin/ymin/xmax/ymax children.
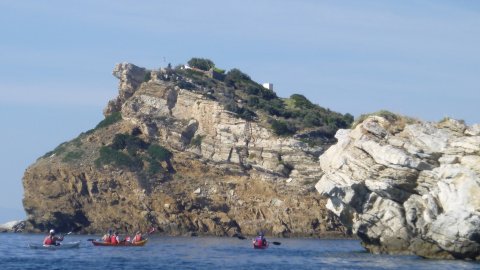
<box><xmin>316</xmin><ymin>115</ymin><xmax>480</xmax><ymax>259</ymax></box>
<box><xmin>22</xmin><ymin>63</ymin><xmax>345</xmax><ymax>237</ymax></box>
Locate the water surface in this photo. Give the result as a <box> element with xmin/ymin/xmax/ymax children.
<box><xmin>1</xmin><ymin>234</ymin><xmax>478</xmax><ymax>269</ymax></box>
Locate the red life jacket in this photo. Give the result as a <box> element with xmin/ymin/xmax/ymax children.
<box><xmin>134</xmin><ymin>235</ymin><xmax>142</xmax><ymax>242</ymax></box>
<box><xmin>255</xmin><ymin>238</ymin><xmax>265</xmax><ymax>247</ymax></box>
<box><xmin>104</xmin><ymin>235</ymin><xmax>111</xmax><ymax>243</ymax></box>
<box><xmin>43</xmin><ymin>236</ymin><xmax>53</xmax><ymax>245</ymax></box>
<box><xmin>110</xmin><ymin>235</ymin><xmax>118</xmax><ymax>244</ymax></box>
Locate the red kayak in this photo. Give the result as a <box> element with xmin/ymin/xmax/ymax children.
<box><xmin>253</xmin><ymin>242</ymin><xmax>269</xmax><ymax>249</ymax></box>
<box><xmin>92</xmin><ymin>239</ymin><xmax>148</xmax><ymax>246</ymax></box>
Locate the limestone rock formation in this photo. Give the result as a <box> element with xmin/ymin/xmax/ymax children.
<box><xmin>316</xmin><ymin>115</ymin><xmax>480</xmax><ymax>259</ymax></box>
<box><xmin>23</xmin><ymin>63</ymin><xmax>347</xmax><ymax>237</ymax></box>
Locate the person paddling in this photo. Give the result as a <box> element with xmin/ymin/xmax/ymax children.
<box><xmin>132</xmin><ymin>231</ymin><xmax>143</xmax><ymax>244</ymax></box>
<box><xmin>102</xmin><ymin>230</ymin><xmax>112</xmax><ymax>243</ymax></box>
<box><xmin>43</xmin><ymin>229</ymin><xmax>64</xmax><ymax>246</ymax></box>
<box><xmin>252</xmin><ymin>231</ymin><xmax>268</xmax><ymax>248</ymax></box>
<box><xmin>110</xmin><ymin>231</ymin><xmax>120</xmax><ymax>245</ymax></box>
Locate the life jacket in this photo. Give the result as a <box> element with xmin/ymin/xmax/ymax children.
<box><xmin>43</xmin><ymin>235</ymin><xmax>53</xmax><ymax>245</ymax></box>
<box><xmin>110</xmin><ymin>235</ymin><xmax>118</xmax><ymax>244</ymax></box>
<box><xmin>255</xmin><ymin>236</ymin><xmax>266</xmax><ymax>247</ymax></box>
<box><xmin>103</xmin><ymin>235</ymin><xmax>111</xmax><ymax>243</ymax></box>
<box><xmin>134</xmin><ymin>234</ymin><xmax>142</xmax><ymax>242</ymax></box>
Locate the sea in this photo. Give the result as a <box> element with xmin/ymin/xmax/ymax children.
<box><xmin>1</xmin><ymin>234</ymin><xmax>479</xmax><ymax>270</ymax></box>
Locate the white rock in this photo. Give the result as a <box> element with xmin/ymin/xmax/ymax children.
<box><xmin>316</xmin><ymin>115</ymin><xmax>480</xmax><ymax>259</ymax></box>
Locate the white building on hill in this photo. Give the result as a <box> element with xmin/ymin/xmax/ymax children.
<box><xmin>262</xmin><ymin>82</ymin><xmax>273</xmax><ymax>91</ymax></box>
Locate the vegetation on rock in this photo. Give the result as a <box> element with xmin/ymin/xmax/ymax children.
<box><xmin>189</xmin><ymin>134</ymin><xmax>204</xmax><ymax>147</ymax></box>
<box><xmin>187</xmin><ymin>58</ymin><xmax>215</xmax><ymax>71</ymax></box>
<box><xmin>62</xmin><ymin>150</ymin><xmax>84</xmax><ymax>162</ymax></box>
<box><xmin>95</xmin><ymin>111</ymin><xmax>122</xmax><ymax>129</ymax></box>
<box><xmin>174</xmin><ymin>59</ymin><xmax>354</xmax><ymax>143</ymax></box>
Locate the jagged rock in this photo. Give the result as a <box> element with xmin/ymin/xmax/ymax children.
<box><xmin>316</xmin><ymin>115</ymin><xmax>480</xmax><ymax>259</ymax></box>
<box><xmin>104</xmin><ymin>63</ymin><xmax>147</xmax><ymax>116</ymax></box>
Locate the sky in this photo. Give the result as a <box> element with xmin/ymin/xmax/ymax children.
<box><xmin>0</xmin><ymin>0</ymin><xmax>479</xmax><ymax>223</ymax></box>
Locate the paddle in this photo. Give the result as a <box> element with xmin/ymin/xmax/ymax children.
<box><xmin>234</xmin><ymin>233</ymin><xmax>247</xmax><ymax>240</ymax></box>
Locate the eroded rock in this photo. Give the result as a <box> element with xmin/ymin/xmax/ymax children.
<box><xmin>316</xmin><ymin>116</ymin><xmax>480</xmax><ymax>259</ymax></box>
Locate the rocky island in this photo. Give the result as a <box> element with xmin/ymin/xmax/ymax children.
<box><xmin>22</xmin><ymin>59</ymin><xmax>480</xmax><ymax>260</ymax></box>
<box><xmin>23</xmin><ymin>59</ymin><xmax>351</xmax><ymax>238</ymax></box>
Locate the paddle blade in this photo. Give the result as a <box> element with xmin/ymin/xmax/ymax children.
<box><xmin>233</xmin><ymin>233</ymin><xmax>247</xmax><ymax>240</ymax></box>
<box><xmin>271</xmin><ymin>241</ymin><xmax>281</xmax><ymax>246</ymax></box>
<box><xmin>86</xmin><ymin>239</ymin><xmax>96</xmax><ymax>241</ymax></box>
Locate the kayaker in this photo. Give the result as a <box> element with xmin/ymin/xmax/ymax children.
<box><xmin>132</xmin><ymin>231</ymin><xmax>143</xmax><ymax>244</ymax></box>
<box><xmin>110</xmin><ymin>231</ymin><xmax>120</xmax><ymax>245</ymax></box>
<box><xmin>102</xmin><ymin>229</ymin><xmax>112</xmax><ymax>243</ymax></box>
<box><xmin>43</xmin><ymin>229</ymin><xmax>64</xmax><ymax>246</ymax></box>
<box><xmin>253</xmin><ymin>231</ymin><xmax>267</xmax><ymax>248</ymax></box>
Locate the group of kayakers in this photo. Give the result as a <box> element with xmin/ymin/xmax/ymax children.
<box><xmin>43</xmin><ymin>228</ymin><xmax>268</xmax><ymax>248</ymax></box>
<box><xmin>101</xmin><ymin>229</ymin><xmax>144</xmax><ymax>244</ymax></box>
<box><xmin>43</xmin><ymin>228</ymin><xmax>144</xmax><ymax>246</ymax></box>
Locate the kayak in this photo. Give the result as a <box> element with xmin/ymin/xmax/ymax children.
<box><xmin>29</xmin><ymin>241</ymin><xmax>80</xmax><ymax>249</ymax></box>
<box><xmin>253</xmin><ymin>243</ymin><xmax>269</xmax><ymax>249</ymax></box>
<box><xmin>91</xmin><ymin>239</ymin><xmax>148</xmax><ymax>246</ymax></box>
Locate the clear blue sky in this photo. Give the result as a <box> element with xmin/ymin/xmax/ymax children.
<box><xmin>1</xmin><ymin>0</ymin><xmax>479</xmax><ymax>223</ymax></box>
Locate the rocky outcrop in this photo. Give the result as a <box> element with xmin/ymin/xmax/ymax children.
<box><xmin>316</xmin><ymin>115</ymin><xmax>480</xmax><ymax>259</ymax></box>
<box><xmin>104</xmin><ymin>63</ymin><xmax>147</xmax><ymax>116</ymax></box>
<box><xmin>23</xmin><ymin>63</ymin><xmax>345</xmax><ymax>238</ymax></box>
<box><xmin>121</xmin><ymin>80</ymin><xmax>323</xmax><ymax>185</ymax></box>
<box><xmin>0</xmin><ymin>220</ymin><xmax>25</xmax><ymax>233</ymax></box>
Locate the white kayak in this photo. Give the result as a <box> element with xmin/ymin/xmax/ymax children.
<box><xmin>28</xmin><ymin>241</ymin><xmax>81</xmax><ymax>249</ymax></box>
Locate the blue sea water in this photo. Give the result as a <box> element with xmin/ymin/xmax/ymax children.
<box><xmin>0</xmin><ymin>234</ymin><xmax>479</xmax><ymax>270</ymax></box>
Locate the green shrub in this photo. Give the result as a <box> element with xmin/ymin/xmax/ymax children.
<box><xmin>224</xmin><ymin>102</ymin><xmax>256</xmax><ymax>120</ymax></box>
<box><xmin>111</xmin><ymin>133</ymin><xmax>148</xmax><ymax>155</ymax></box>
<box><xmin>188</xmin><ymin>58</ymin><xmax>215</xmax><ymax>71</ymax></box>
<box><xmin>343</xmin><ymin>113</ymin><xmax>354</xmax><ymax>125</ymax></box>
<box><xmin>148</xmin><ymin>144</ymin><xmax>172</xmax><ymax>162</ymax></box>
<box><xmin>224</xmin><ymin>68</ymin><xmax>251</xmax><ymax>88</ymax></box>
<box><xmin>304</xmin><ymin>112</ymin><xmax>323</xmax><ymax>127</ymax></box>
<box><xmin>271</xmin><ymin>119</ymin><xmax>297</xmax><ymax>136</ymax></box>
<box><xmin>95</xmin><ymin>112</ymin><xmax>122</xmax><ymax>129</ymax></box>
<box><xmin>259</xmin><ymin>88</ymin><xmax>277</xmax><ymax>100</ymax></box>
<box><xmin>245</xmin><ymin>86</ymin><xmax>261</xmax><ymax>95</ymax></box>
<box><xmin>95</xmin><ymin>146</ymin><xmax>143</xmax><ymax>170</ymax></box>
<box><xmin>62</xmin><ymin>150</ymin><xmax>84</xmax><ymax>162</ymax></box>
<box><xmin>176</xmin><ymin>80</ymin><xmax>196</xmax><ymax>90</ymax></box>
<box><xmin>144</xmin><ymin>72</ymin><xmax>151</xmax><ymax>82</ymax></box>
<box><xmin>213</xmin><ymin>67</ymin><xmax>225</xmax><ymax>74</ymax></box>
<box><xmin>147</xmin><ymin>159</ymin><xmax>163</xmax><ymax>175</ymax></box>
<box><xmin>190</xmin><ymin>135</ymin><xmax>204</xmax><ymax>147</ymax></box>
<box><xmin>42</xmin><ymin>143</ymin><xmax>68</xmax><ymax>158</ymax></box>
<box><xmin>290</xmin><ymin>94</ymin><xmax>314</xmax><ymax>109</ymax></box>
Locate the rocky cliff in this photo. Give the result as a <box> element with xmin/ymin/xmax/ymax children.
<box><xmin>23</xmin><ymin>62</ymin><xmax>348</xmax><ymax>237</ymax></box>
<box><xmin>316</xmin><ymin>114</ymin><xmax>480</xmax><ymax>259</ymax></box>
